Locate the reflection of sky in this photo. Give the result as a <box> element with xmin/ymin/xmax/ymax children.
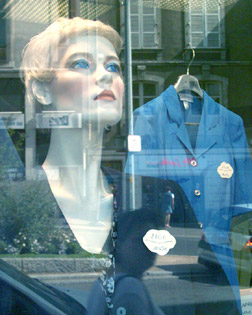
<box><xmin>3</xmin><ymin>0</ymin><xmax>242</xmax><ymax>24</ymax></box>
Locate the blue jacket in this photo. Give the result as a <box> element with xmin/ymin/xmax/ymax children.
<box><xmin>126</xmin><ymin>85</ymin><xmax>252</xmax><ymax>313</ymax></box>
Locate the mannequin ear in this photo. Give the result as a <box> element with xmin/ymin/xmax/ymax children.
<box><xmin>32</xmin><ymin>80</ymin><xmax>52</xmax><ymax>105</ymax></box>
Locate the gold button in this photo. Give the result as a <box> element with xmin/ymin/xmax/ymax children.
<box><xmin>195</xmin><ymin>190</ymin><xmax>201</xmax><ymax>196</ymax></box>
<box><xmin>191</xmin><ymin>159</ymin><xmax>198</xmax><ymax>167</ymax></box>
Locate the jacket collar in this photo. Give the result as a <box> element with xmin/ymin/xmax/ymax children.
<box><xmin>163</xmin><ymin>85</ymin><xmax>221</xmax><ymax>158</ymax></box>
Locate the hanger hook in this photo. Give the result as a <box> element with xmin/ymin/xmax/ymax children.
<box><xmin>186</xmin><ymin>48</ymin><xmax>195</xmax><ymax>75</ymax></box>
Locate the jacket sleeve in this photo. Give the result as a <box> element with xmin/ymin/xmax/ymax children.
<box><xmin>231</xmin><ymin>116</ymin><xmax>252</xmax><ymax>216</ymax></box>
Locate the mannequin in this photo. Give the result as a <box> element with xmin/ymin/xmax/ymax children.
<box><xmin>21</xmin><ymin>18</ymin><xmax>124</xmax><ymax>253</ymax></box>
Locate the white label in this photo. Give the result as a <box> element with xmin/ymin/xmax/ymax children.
<box><xmin>217</xmin><ymin>162</ymin><xmax>233</xmax><ymax>179</ymax></box>
<box><xmin>241</xmin><ymin>295</ymin><xmax>252</xmax><ymax>314</ymax></box>
<box><xmin>143</xmin><ymin>229</ymin><xmax>176</xmax><ymax>256</ymax></box>
<box><xmin>128</xmin><ymin>135</ymin><xmax>141</xmax><ymax>152</ymax></box>
<box><xmin>179</xmin><ymin>93</ymin><xmax>193</xmax><ymax>103</ymax></box>
<box><xmin>36</xmin><ymin>112</ymin><xmax>82</xmax><ymax>128</ymax></box>
<box><xmin>0</xmin><ymin>113</ymin><xmax>24</xmax><ymax>129</ymax></box>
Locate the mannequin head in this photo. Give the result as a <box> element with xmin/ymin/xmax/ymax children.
<box><xmin>20</xmin><ymin>17</ymin><xmax>124</xmax><ymax>127</ymax></box>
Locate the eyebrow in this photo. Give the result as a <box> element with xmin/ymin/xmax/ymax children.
<box><xmin>64</xmin><ymin>52</ymin><xmax>93</xmax><ymax>65</ymax></box>
<box><xmin>104</xmin><ymin>56</ymin><xmax>120</xmax><ymax>63</ymax></box>
<box><xmin>64</xmin><ymin>52</ymin><xmax>120</xmax><ymax>66</ymax></box>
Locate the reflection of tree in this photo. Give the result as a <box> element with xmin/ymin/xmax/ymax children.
<box><xmin>0</xmin><ymin>127</ymin><xmax>24</xmax><ymax>181</ymax></box>
<box><xmin>7</xmin><ymin>129</ymin><xmax>25</xmax><ymax>163</ymax></box>
<box><xmin>0</xmin><ymin>180</ymin><xmax>84</xmax><ymax>255</ymax></box>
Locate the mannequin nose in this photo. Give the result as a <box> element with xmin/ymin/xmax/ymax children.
<box><xmin>96</xmin><ymin>73</ymin><xmax>113</xmax><ymax>87</ymax></box>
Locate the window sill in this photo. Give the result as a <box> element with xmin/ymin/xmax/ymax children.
<box><xmin>122</xmin><ymin>48</ymin><xmax>163</xmax><ymax>60</ymax></box>
<box><xmin>184</xmin><ymin>48</ymin><xmax>227</xmax><ymax>61</ymax></box>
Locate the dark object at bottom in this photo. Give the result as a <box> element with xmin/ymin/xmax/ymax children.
<box><xmin>0</xmin><ymin>259</ymin><xmax>87</xmax><ymax>315</ymax></box>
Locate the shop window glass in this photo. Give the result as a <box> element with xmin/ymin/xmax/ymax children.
<box><xmin>0</xmin><ymin>1</ymin><xmax>251</xmax><ymax>315</ymax></box>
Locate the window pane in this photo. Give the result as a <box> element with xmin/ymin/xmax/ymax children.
<box><xmin>207</xmin><ymin>15</ymin><xmax>219</xmax><ymax>32</ymax></box>
<box><xmin>189</xmin><ymin>0</ymin><xmax>221</xmax><ymax>48</ymax></box>
<box><xmin>143</xmin><ymin>16</ymin><xmax>155</xmax><ymax>32</ymax></box>
<box><xmin>191</xmin><ymin>33</ymin><xmax>204</xmax><ymax>47</ymax></box>
<box><xmin>133</xmin><ymin>82</ymin><xmax>157</xmax><ymax>109</ymax></box>
<box><xmin>132</xmin><ymin>33</ymin><xmax>140</xmax><ymax>48</ymax></box>
<box><xmin>131</xmin><ymin>15</ymin><xmax>139</xmax><ymax>32</ymax></box>
<box><xmin>206</xmin><ymin>82</ymin><xmax>221</xmax><ymax>96</ymax></box>
<box><xmin>143</xmin><ymin>33</ymin><xmax>155</xmax><ymax>47</ymax></box>
<box><xmin>130</xmin><ymin>0</ymin><xmax>139</xmax><ymax>14</ymax></box>
<box><xmin>133</xmin><ymin>98</ymin><xmax>140</xmax><ymax>110</ymax></box>
<box><xmin>133</xmin><ymin>83</ymin><xmax>140</xmax><ymax>96</ymax></box>
<box><xmin>191</xmin><ymin>15</ymin><xmax>204</xmax><ymax>32</ymax></box>
<box><xmin>143</xmin><ymin>83</ymin><xmax>156</xmax><ymax>95</ymax></box>
<box><xmin>143</xmin><ymin>2</ymin><xmax>155</xmax><ymax>14</ymax></box>
<box><xmin>0</xmin><ymin>79</ymin><xmax>24</xmax><ymax>112</ymax></box>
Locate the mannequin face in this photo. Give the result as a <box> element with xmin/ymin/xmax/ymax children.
<box><xmin>48</xmin><ymin>35</ymin><xmax>124</xmax><ymax>128</ymax></box>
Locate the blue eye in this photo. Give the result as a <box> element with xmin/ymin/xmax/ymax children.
<box><xmin>106</xmin><ymin>63</ymin><xmax>121</xmax><ymax>73</ymax></box>
<box><xmin>71</xmin><ymin>59</ymin><xmax>90</xmax><ymax>70</ymax></box>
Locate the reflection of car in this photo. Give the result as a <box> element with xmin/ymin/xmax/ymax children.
<box><xmin>0</xmin><ymin>259</ymin><xmax>87</xmax><ymax>314</ymax></box>
<box><xmin>198</xmin><ymin>207</ymin><xmax>252</xmax><ymax>287</ymax></box>
<box><xmin>198</xmin><ymin>231</ymin><xmax>234</xmax><ymax>269</ymax></box>
<box><xmin>245</xmin><ymin>237</ymin><xmax>252</xmax><ymax>252</ymax></box>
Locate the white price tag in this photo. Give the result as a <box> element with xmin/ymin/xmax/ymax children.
<box><xmin>241</xmin><ymin>295</ymin><xmax>252</xmax><ymax>314</ymax></box>
<box><xmin>217</xmin><ymin>162</ymin><xmax>233</xmax><ymax>179</ymax></box>
<box><xmin>127</xmin><ymin>135</ymin><xmax>141</xmax><ymax>152</ymax></box>
<box><xmin>143</xmin><ymin>229</ymin><xmax>176</xmax><ymax>256</ymax></box>
<box><xmin>241</xmin><ymin>289</ymin><xmax>252</xmax><ymax>315</ymax></box>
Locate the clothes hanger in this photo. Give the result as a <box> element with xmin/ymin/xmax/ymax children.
<box><xmin>174</xmin><ymin>49</ymin><xmax>203</xmax><ymax>99</ymax></box>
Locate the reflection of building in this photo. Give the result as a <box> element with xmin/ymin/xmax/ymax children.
<box><xmin>128</xmin><ymin>0</ymin><xmax>252</xmax><ymax>148</ymax></box>
<box><xmin>0</xmin><ymin>0</ymin><xmax>251</xmax><ymax>172</ymax></box>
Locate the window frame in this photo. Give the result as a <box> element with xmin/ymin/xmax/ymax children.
<box><xmin>185</xmin><ymin>0</ymin><xmax>225</xmax><ymax>49</ymax></box>
<box><xmin>121</xmin><ymin>0</ymin><xmax>161</xmax><ymax>50</ymax></box>
<box><xmin>197</xmin><ymin>74</ymin><xmax>228</xmax><ymax>107</ymax></box>
<box><xmin>133</xmin><ymin>81</ymin><xmax>157</xmax><ymax>110</ymax></box>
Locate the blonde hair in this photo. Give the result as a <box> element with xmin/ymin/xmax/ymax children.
<box><xmin>20</xmin><ymin>17</ymin><xmax>123</xmax><ymax>91</ymax></box>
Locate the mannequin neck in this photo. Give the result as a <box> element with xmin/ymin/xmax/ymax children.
<box><xmin>42</xmin><ymin>126</ymin><xmax>114</xmax><ymax>254</ymax></box>
<box><xmin>43</xmin><ymin>125</ymin><xmax>104</xmax><ymax>166</ymax></box>
<box><xmin>42</xmin><ymin>126</ymin><xmax>108</xmax><ymax>210</ymax></box>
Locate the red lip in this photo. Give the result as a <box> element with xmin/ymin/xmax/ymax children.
<box><xmin>94</xmin><ymin>90</ymin><xmax>115</xmax><ymax>101</ymax></box>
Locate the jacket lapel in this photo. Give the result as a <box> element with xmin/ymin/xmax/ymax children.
<box><xmin>194</xmin><ymin>92</ymin><xmax>220</xmax><ymax>158</ymax></box>
<box><xmin>176</xmin><ymin>123</ymin><xmax>194</xmax><ymax>156</ymax></box>
<box><xmin>163</xmin><ymin>86</ymin><xmax>194</xmax><ymax>155</ymax></box>
<box><xmin>164</xmin><ymin>86</ymin><xmax>221</xmax><ymax>159</ymax></box>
